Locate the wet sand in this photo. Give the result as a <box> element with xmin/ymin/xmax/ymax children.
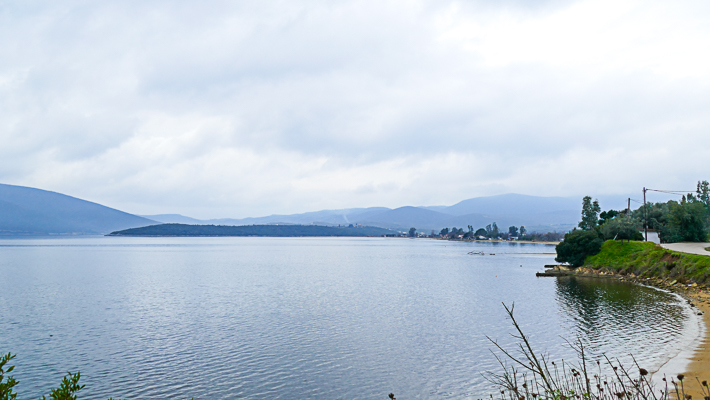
<box><xmin>681</xmin><ymin>290</ymin><xmax>710</xmax><ymax>399</ymax></box>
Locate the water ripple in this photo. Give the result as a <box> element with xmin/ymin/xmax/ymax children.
<box><xmin>0</xmin><ymin>237</ymin><xmax>697</xmax><ymax>399</ymax></box>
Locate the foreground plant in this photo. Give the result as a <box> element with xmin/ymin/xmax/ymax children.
<box><xmin>0</xmin><ymin>352</ymin><xmax>132</xmax><ymax>400</ymax></box>
<box><xmin>486</xmin><ymin>303</ymin><xmax>709</xmax><ymax>400</ymax></box>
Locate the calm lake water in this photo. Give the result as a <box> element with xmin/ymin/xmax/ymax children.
<box><xmin>0</xmin><ymin>237</ymin><xmax>699</xmax><ymax>399</ymax></box>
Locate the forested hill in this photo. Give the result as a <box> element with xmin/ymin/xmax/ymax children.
<box><xmin>108</xmin><ymin>224</ymin><xmax>397</xmax><ymax>237</ymax></box>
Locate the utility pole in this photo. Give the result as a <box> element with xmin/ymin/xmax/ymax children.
<box><xmin>643</xmin><ymin>187</ymin><xmax>648</xmax><ymax>241</ymax></box>
<box><xmin>627</xmin><ymin>198</ymin><xmax>631</xmax><ymax>214</ymax></box>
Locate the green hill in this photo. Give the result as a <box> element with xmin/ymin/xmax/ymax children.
<box><xmin>583</xmin><ymin>240</ymin><xmax>710</xmax><ymax>284</ymax></box>
<box><xmin>108</xmin><ymin>223</ymin><xmax>397</xmax><ymax>237</ymax></box>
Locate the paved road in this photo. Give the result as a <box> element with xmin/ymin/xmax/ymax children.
<box><xmin>660</xmin><ymin>242</ymin><xmax>710</xmax><ymax>256</ymax></box>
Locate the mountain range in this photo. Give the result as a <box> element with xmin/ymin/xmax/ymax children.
<box><xmin>2</xmin><ymin>182</ymin><xmax>635</xmax><ymax>235</ymax></box>
<box><xmin>142</xmin><ymin>193</ymin><xmax>589</xmax><ymax>233</ymax></box>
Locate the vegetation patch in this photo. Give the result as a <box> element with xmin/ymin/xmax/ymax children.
<box><xmin>109</xmin><ymin>223</ymin><xmax>396</xmax><ymax>237</ymax></box>
<box><xmin>584</xmin><ymin>240</ymin><xmax>710</xmax><ymax>284</ymax></box>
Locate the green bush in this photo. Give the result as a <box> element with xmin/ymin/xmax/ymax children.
<box><xmin>555</xmin><ymin>230</ymin><xmax>604</xmax><ymax>267</ymax></box>
<box><xmin>600</xmin><ymin>215</ymin><xmax>643</xmax><ymax>242</ymax></box>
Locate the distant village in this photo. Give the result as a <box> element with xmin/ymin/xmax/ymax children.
<box><xmin>373</xmin><ymin>223</ymin><xmax>564</xmax><ymax>242</ymax></box>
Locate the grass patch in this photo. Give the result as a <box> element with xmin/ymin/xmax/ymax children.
<box><xmin>584</xmin><ymin>240</ymin><xmax>710</xmax><ymax>284</ymax></box>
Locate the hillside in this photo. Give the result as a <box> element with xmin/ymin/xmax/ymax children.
<box><xmin>109</xmin><ymin>224</ymin><xmax>396</xmax><ymax>237</ymax></box>
<box><xmin>582</xmin><ymin>241</ymin><xmax>710</xmax><ymax>284</ymax></box>
<box><xmin>0</xmin><ymin>183</ymin><xmax>156</xmax><ymax>235</ymax></box>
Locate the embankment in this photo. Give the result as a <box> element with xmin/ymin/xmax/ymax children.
<box><xmin>583</xmin><ymin>240</ymin><xmax>710</xmax><ymax>284</ymax></box>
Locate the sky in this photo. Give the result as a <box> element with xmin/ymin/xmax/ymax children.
<box><xmin>1</xmin><ymin>0</ymin><xmax>709</xmax><ymax>219</ymax></box>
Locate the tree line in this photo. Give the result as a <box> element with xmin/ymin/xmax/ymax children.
<box><xmin>428</xmin><ymin>224</ymin><xmax>563</xmax><ymax>241</ymax></box>
<box><xmin>556</xmin><ymin>180</ymin><xmax>710</xmax><ymax>266</ymax></box>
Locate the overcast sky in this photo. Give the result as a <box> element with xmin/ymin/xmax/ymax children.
<box><xmin>1</xmin><ymin>0</ymin><xmax>709</xmax><ymax>218</ymax></box>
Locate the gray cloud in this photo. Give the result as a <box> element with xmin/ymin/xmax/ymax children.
<box><xmin>1</xmin><ymin>0</ymin><xmax>709</xmax><ymax>218</ymax></box>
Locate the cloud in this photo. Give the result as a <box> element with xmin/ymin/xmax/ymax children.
<box><xmin>1</xmin><ymin>0</ymin><xmax>709</xmax><ymax>218</ymax></box>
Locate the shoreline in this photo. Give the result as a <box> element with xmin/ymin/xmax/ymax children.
<box><xmin>567</xmin><ymin>268</ymin><xmax>710</xmax><ymax>397</ymax></box>
<box><xmin>680</xmin><ymin>290</ymin><xmax>710</xmax><ymax>399</ymax></box>
<box><xmin>440</xmin><ymin>238</ymin><xmax>560</xmax><ymax>245</ymax></box>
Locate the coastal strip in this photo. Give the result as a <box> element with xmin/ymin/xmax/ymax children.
<box><xmin>540</xmin><ymin>263</ymin><xmax>710</xmax><ymax>398</ymax></box>
<box><xmin>683</xmin><ymin>291</ymin><xmax>710</xmax><ymax>399</ymax></box>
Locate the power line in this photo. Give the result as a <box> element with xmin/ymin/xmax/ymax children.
<box><xmin>645</xmin><ymin>188</ymin><xmax>695</xmax><ymax>195</ymax></box>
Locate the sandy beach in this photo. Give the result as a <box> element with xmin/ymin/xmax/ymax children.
<box><xmin>681</xmin><ymin>289</ymin><xmax>710</xmax><ymax>399</ymax></box>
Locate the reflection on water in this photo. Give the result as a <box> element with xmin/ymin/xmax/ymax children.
<box><xmin>555</xmin><ymin>276</ymin><xmax>696</xmax><ymax>370</ymax></box>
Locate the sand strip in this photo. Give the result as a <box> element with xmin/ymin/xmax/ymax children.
<box><xmin>680</xmin><ymin>290</ymin><xmax>710</xmax><ymax>399</ymax></box>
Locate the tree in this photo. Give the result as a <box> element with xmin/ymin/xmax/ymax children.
<box><xmin>599</xmin><ymin>209</ymin><xmax>620</xmax><ymax>225</ymax></box>
<box><xmin>555</xmin><ymin>229</ymin><xmax>604</xmax><ymax>267</ymax></box>
<box><xmin>519</xmin><ymin>226</ymin><xmax>526</xmax><ymax>236</ymax></box>
<box><xmin>697</xmin><ymin>180</ymin><xmax>710</xmax><ymax>207</ymax></box>
<box><xmin>475</xmin><ymin>228</ymin><xmax>487</xmax><ymax>237</ymax></box>
<box><xmin>440</xmin><ymin>228</ymin><xmax>449</xmax><ymax>236</ymax></box>
<box><xmin>601</xmin><ymin>215</ymin><xmax>643</xmax><ymax>242</ymax></box>
<box><xmin>660</xmin><ymin>200</ymin><xmax>708</xmax><ymax>243</ymax></box>
<box><xmin>508</xmin><ymin>226</ymin><xmax>518</xmax><ymax>237</ymax></box>
<box><xmin>408</xmin><ymin>227</ymin><xmax>417</xmax><ymax>237</ymax></box>
<box><xmin>578</xmin><ymin>196</ymin><xmax>601</xmax><ymax>231</ymax></box>
<box><xmin>490</xmin><ymin>222</ymin><xmax>500</xmax><ymax>238</ymax></box>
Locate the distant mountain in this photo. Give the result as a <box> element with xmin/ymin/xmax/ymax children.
<box><xmin>443</xmin><ymin>193</ymin><xmax>580</xmax><ymax>216</ymax></box>
<box><xmin>193</xmin><ymin>207</ymin><xmax>391</xmax><ymax>227</ymax></box>
<box><xmin>149</xmin><ymin>193</ymin><xmax>588</xmax><ymax>233</ymax></box>
<box><xmin>356</xmin><ymin>206</ymin><xmax>453</xmax><ymax>231</ymax></box>
<box><xmin>140</xmin><ymin>214</ymin><xmax>204</xmax><ymax>224</ymax></box>
<box><xmin>1</xmin><ymin>183</ymin><xmax>597</xmax><ymax>235</ymax></box>
<box><xmin>0</xmin><ymin>183</ymin><xmax>156</xmax><ymax>235</ymax></box>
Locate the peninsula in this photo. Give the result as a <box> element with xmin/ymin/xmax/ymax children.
<box><xmin>108</xmin><ymin>223</ymin><xmax>397</xmax><ymax>237</ymax></box>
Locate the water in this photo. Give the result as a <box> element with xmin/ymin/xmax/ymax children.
<box><xmin>0</xmin><ymin>237</ymin><xmax>699</xmax><ymax>399</ymax></box>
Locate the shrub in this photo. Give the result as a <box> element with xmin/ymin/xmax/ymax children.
<box><xmin>601</xmin><ymin>215</ymin><xmax>643</xmax><ymax>242</ymax></box>
<box><xmin>555</xmin><ymin>229</ymin><xmax>604</xmax><ymax>267</ymax></box>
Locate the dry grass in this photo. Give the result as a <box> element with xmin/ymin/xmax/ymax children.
<box><xmin>483</xmin><ymin>303</ymin><xmax>710</xmax><ymax>400</ymax></box>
